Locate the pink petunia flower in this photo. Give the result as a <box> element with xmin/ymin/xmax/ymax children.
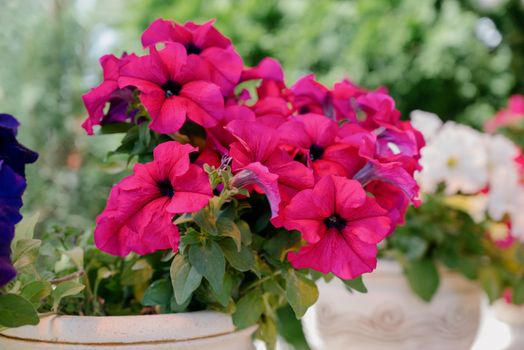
<box><xmin>118</xmin><ymin>43</ymin><xmax>224</xmax><ymax>134</ymax></box>
<box><xmin>94</xmin><ymin>141</ymin><xmax>212</xmax><ymax>256</ymax></box>
<box><xmin>226</xmin><ymin>119</ymin><xmax>314</xmax><ymax>209</ymax></box>
<box><xmin>82</xmin><ymin>53</ymin><xmax>138</xmax><ymax>135</ymax></box>
<box><xmin>283</xmin><ymin>175</ymin><xmax>391</xmax><ymax>279</ymax></box>
<box><xmin>278</xmin><ymin>114</ymin><xmax>373</xmax><ymax>178</ymax></box>
<box><xmin>141</xmin><ymin>19</ymin><xmax>243</xmax><ymax>96</ymax></box>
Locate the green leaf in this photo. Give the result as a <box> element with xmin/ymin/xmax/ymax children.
<box><xmin>21</xmin><ymin>281</ymin><xmax>52</xmax><ymax>307</ymax></box>
<box><xmin>263</xmin><ymin>230</ymin><xmax>302</xmax><ymax>262</ymax></box>
<box><xmin>217</xmin><ymin>217</ymin><xmax>242</xmax><ymax>250</ymax></box>
<box><xmin>142</xmin><ymin>279</ymin><xmax>173</xmax><ymax>312</ymax></box>
<box><xmin>236</xmin><ymin>220</ymin><xmax>252</xmax><ymax>246</ymax></box>
<box><xmin>404</xmin><ymin>259</ymin><xmax>440</xmax><ymax>302</ymax></box>
<box><xmin>12</xmin><ymin>239</ymin><xmax>41</xmax><ymax>269</ymax></box>
<box><xmin>210</xmin><ymin>273</ymin><xmax>234</xmax><ymax>307</ymax></box>
<box><xmin>100</xmin><ymin>122</ymin><xmax>133</xmax><ymax>134</ymax></box>
<box><xmin>12</xmin><ymin>212</ymin><xmax>40</xmax><ymax>247</ymax></box>
<box><xmin>219</xmin><ymin>238</ymin><xmax>255</xmax><ymax>272</ymax></box>
<box><xmin>180</xmin><ymin>228</ymin><xmax>202</xmax><ymax>246</ymax></box>
<box><xmin>343</xmin><ymin>276</ymin><xmax>368</xmax><ymax>293</ymax></box>
<box><xmin>232</xmin><ymin>289</ymin><xmax>264</xmax><ymax>329</ymax></box>
<box><xmin>121</xmin><ymin>259</ymin><xmax>153</xmax><ymax>286</ymax></box>
<box><xmin>285</xmin><ymin>270</ymin><xmax>319</xmax><ymax>318</ymax></box>
<box><xmin>0</xmin><ymin>294</ymin><xmax>39</xmax><ymax>328</ymax></box>
<box><xmin>256</xmin><ymin>315</ymin><xmax>278</xmax><ymax>350</ymax></box>
<box><xmin>188</xmin><ymin>241</ymin><xmax>225</xmax><ymax>293</ymax></box>
<box><xmin>194</xmin><ymin>204</ymin><xmax>218</xmax><ymax>235</ymax></box>
<box><xmin>513</xmin><ymin>279</ymin><xmax>524</xmax><ymax>305</ymax></box>
<box><xmin>170</xmin><ymin>254</ymin><xmax>203</xmax><ymax>305</ymax></box>
<box><xmin>51</xmin><ymin>281</ymin><xmax>85</xmax><ymax>312</ymax></box>
<box><xmin>480</xmin><ymin>267</ymin><xmax>501</xmax><ymax>303</ymax></box>
<box><xmin>277</xmin><ymin>305</ymin><xmax>311</xmax><ymax>350</ymax></box>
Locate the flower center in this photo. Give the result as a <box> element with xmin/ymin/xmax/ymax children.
<box><xmin>158</xmin><ymin>179</ymin><xmax>175</xmax><ymax>198</ymax></box>
<box><xmin>161</xmin><ymin>80</ymin><xmax>182</xmax><ymax>98</ymax></box>
<box><xmin>298</xmin><ymin>106</ymin><xmax>310</xmax><ymax>114</ymax></box>
<box><xmin>447</xmin><ymin>156</ymin><xmax>458</xmax><ymax>168</ymax></box>
<box><xmin>324</xmin><ymin>214</ymin><xmax>347</xmax><ymax>231</ymax></box>
<box><xmin>185</xmin><ymin>43</ymin><xmax>202</xmax><ymax>55</ymax></box>
<box><xmin>309</xmin><ymin>144</ymin><xmax>325</xmax><ymax>161</ymax></box>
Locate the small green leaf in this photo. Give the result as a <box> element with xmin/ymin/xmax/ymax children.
<box><xmin>480</xmin><ymin>267</ymin><xmax>501</xmax><ymax>303</ymax></box>
<box><xmin>233</xmin><ymin>289</ymin><xmax>264</xmax><ymax>329</ymax></box>
<box><xmin>256</xmin><ymin>315</ymin><xmax>278</xmax><ymax>350</ymax></box>
<box><xmin>188</xmin><ymin>241</ymin><xmax>225</xmax><ymax>293</ymax></box>
<box><xmin>181</xmin><ymin>228</ymin><xmax>201</xmax><ymax>246</ymax></box>
<box><xmin>277</xmin><ymin>305</ymin><xmax>311</xmax><ymax>350</ymax></box>
<box><xmin>0</xmin><ymin>294</ymin><xmax>39</xmax><ymax>328</ymax></box>
<box><xmin>219</xmin><ymin>238</ymin><xmax>255</xmax><ymax>272</ymax></box>
<box><xmin>121</xmin><ymin>259</ymin><xmax>153</xmax><ymax>286</ymax></box>
<box><xmin>405</xmin><ymin>259</ymin><xmax>440</xmax><ymax>302</ymax></box>
<box><xmin>12</xmin><ymin>239</ymin><xmax>41</xmax><ymax>269</ymax></box>
<box><xmin>21</xmin><ymin>281</ymin><xmax>52</xmax><ymax>307</ymax></box>
<box><xmin>285</xmin><ymin>270</ymin><xmax>319</xmax><ymax>318</ymax></box>
<box><xmin>51</xmin><ymin>281</ymin><xmax>85</xmax><ymax>312</ymax></box>
<box><xmin>263</xmin><ymin>230</ymin><xmax>302</xmax><ymax>262</ymax></box>
<box><xmin>170</xmin><ymin>254</ymin><xmax>203</xmax><ymax>305</ymax></box>
<box><xmin>513</xmin><ymin>279</ymin><xmax>524</xmax><ymax>305</ymax></box>
<box><xmin>217</xmin><ymin>217</ymin><xmax>242</xmax><ymax>250</ymax></box>
<box><xmin>210</xmin><ymin>273</ymin><xmax>234</xmax><ymax>307</ymax></box>
<box><xmin>142</xmin><ymin>279</ymin><xmax>173</xmax><ymax>312</ymax></box>
<box><xmin>236</xmin><ymin>220</ymin><xmax>252</xmax><ymax>246</ymax></box>
<box><xmin>343</xmin><ymin>276</ymin><xmax>368</xmax><ymax>293</ymax></box>
<box><xmin>194</xmin><ymin>205</ymin><xmax>218</xmax><ymax>235</ymax></box>
<box><xmin>12</xmin><ymin>212</ymin><xmax>40</xmax><ymax>247</ymax></box>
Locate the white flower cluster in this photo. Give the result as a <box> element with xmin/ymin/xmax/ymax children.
<box><xmin>411</xmin><ymin>110</ymin><xmax>524</xmax><ymax>240</ymax></box>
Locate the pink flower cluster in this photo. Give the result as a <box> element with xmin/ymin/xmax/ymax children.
<box><xmin>485</xmin><ymin>95</ymin><xmax>524</xmax><ymax>133</ymax></box>
<box><xmin>84</xmin><ymin>19</ymin><xmax>423</xmax><ymax>280</ymax></box>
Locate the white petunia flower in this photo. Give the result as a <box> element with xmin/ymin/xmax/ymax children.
<box><xmin>410</xmin><ymin>110</ymin><xmax>442</xmax><ymax>142</ymax></box>
<box><xmin>418</xmin><ymin>121</ymin><xmax>489</xmax><ymax>195</ymax></box>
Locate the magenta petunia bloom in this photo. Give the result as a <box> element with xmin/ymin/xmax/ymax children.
<box><xmin>227</xmin><ymin>120</ymin><xmax>314</xmax><ymax>208</ymax></box>
<box><xmin>278</xmin><ymin>114</ymin><xmax>373</xmax><ymax>178</ymax></box>
<box><xmin>283</xmin><ymin>175</ymin><xmax>391</xmax><ymax>279</ymax></box>
<box><xmin>141</xmin><ymin>19</ymin><xmax>243</xmax><ymax>96</ymax></box>
<box><xmin>82</xmin><ymin>53</ymin><xmax>138</xmax><ymax>135</ymax></box>
<box><xmin>119</xmin><ymin>43</ymin><xmax>224</xmax><ymax>134</ymax></box>
<box><xmin>94</xmin><ymin>141</ymin><xmax>212</xmax><ymax>256</ymax></box>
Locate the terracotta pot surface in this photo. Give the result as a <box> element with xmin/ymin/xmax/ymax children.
<box><xmin>302</xmin><ymin>260</ymin><xmax>482</xmax><ymax>350</ymax></box>
<box><xmin>0</xmin><ymin>311</ymin><xmax>256</xmax><ymax>350</ymax></box>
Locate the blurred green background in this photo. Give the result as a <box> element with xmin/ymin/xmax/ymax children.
<box><xmin>1</xmin><ymin>0</ymin><xmax>523</xmax><ymax>230</ymax></box>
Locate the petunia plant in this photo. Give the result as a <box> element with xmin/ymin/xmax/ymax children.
<box><xmin>382</xmin><ymin>110</ymin><xmax>524</xmax><ymax>303</ymax></box>
<box><xmin>77</xmin><ymin>18</ymin><xmax>424</xmax><ymax>347</ymax></box>
<box><xmin>3</xmin><ymin>19</ymin><xmax>422</xmax><ymax>348</ymax></box>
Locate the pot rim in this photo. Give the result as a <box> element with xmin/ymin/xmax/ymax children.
<box><xmin>0</xmin><ymin>311</ymin><xmax>247</xmax><ymax>344</ymax></box>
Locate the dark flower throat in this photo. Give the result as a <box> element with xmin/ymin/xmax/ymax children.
<box><xmin>162</xmin><ymin>80</ymin><xmax>182</xmax><ymax>98</ymax></box>
<box><xmin>158</xmin><ymin>179</ymin><xmax>175</xmax><ymax>198</ymax></box>
<box><xmin>324</xmin><ymin>214</ymin><xmax>347</xmax><ymax>231</ymax></box>
<box><xmin>309</xmin><ymin>144</ymin><xmax>325</xmax><ymax>161</ymax></box>
<box><xmin>185</xmin><ymin>43</ymin><xmax>202</xmax><ymax>55</ymax></box>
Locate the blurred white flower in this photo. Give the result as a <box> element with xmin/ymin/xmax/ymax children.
<box><xmin>418</xmin><ymin>121</ymin><xmax>488</xmax><ymax>195</ymax></box>
<box><xmin>410</xmin><ymin>110</ymin><xmax>442</xmax><ymax>142</ymax></box>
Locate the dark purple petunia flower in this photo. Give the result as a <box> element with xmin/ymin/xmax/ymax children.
<box><xmin>0</xmin><ymin>114</ymin><xmax>38</xmax><ymax>286</ymax></box>
<box><xmin>0</xmin><ymin>114</ymin><xmax>39</xmax><ymax>177</ymax></box>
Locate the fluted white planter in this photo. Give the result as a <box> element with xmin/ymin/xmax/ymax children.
<box><xmin>302</xmin><ymin>260</ymin><xmax>482</xmax><ymax>350</ymax></box>
<box><xmin>493</xmin><ymin>300</ymin><xmax>524</xmax><ymax>350</ymax></box>
<box><xmin>0</xmin><ymin>311</ymin><xmax>256</xmax><ymax>350</ymax></box>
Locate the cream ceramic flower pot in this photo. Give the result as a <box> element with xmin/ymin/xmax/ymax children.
<box><xmin>493</xmin><ymin>300</ymin><xmax>524</xmax><ymax>350</ymax></box>
<box><xmin>302</xmin><ymin>260</ymin><xmax>482</xmax><ymax>350</ymax></box>
<box><xmin>0</xmin><ymin>311</ymin><xmax>256</xmax><ymax>350</ymax></box>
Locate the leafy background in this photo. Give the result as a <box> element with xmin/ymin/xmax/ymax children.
<box><xmin>1</xmin><ymin>0</ymin><xmax>523</xmax><ymax>239</ymax></box>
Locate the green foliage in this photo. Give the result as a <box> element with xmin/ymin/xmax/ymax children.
<box><xmin>0</xmin><ymin>294</ymin><xmax>39</xmax><ymax>328</ymax></box>
<box><xmin>404</xmin><ymin>259</ymin><xmax>440</xmax><ymax>302</ymax></box>
<box><xmin>383</xmin><ymin>194</ymin><xmax>487</xmax><ymax>301</ymax></box>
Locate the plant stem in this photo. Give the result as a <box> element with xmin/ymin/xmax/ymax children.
<box><xmin>245</xmin><ymin>270</ymin><xmax>282</xmax><ymax>291</ymax></box>
<box><xmin>49</xmin><ymin>270</ymin><xmax>84</xmax><ymax>284</ymax></box>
